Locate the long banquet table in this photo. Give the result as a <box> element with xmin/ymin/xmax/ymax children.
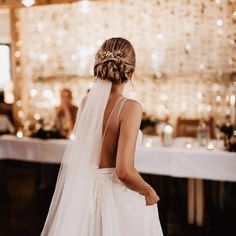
<box><xmin>0</xmin><ymin>135</ymin><xmax>235</xmax><ymax>226</ymax></box>
<box><xmin>0</xmin><ymin>135</ymin><xmax>235</xmax><ymax>181</ymax></box>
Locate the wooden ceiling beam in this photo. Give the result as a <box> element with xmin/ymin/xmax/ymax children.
<box><xmin>0</xmin><ymin>0</ymin><xmax>79</xmax><ymax>9</ymax></box>
<box><xmin>0</xmin><ymin>0</ymin><xmax>22</xmax><ymax>9</ymax></box>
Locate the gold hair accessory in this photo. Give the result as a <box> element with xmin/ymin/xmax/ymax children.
<box><xmin>95</xmin><ymin>50</ymin><xmax>123</xmax><ymax>62</ymax></box>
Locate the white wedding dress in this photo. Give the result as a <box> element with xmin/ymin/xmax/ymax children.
<box><xmin>41</xmin><ymin>79</ymin><xmax>163</xmax><ymax>236</ymax></box>
<box><xmin>90</xmin><ymin>129</ymin><xmax>163</xmax><ymax>236</ymax></box>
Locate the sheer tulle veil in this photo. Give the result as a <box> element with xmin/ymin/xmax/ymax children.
<box><xmin>41</xmin><ymin>79</ymin><xmax>112</xmax><ymax>235</ymax></box>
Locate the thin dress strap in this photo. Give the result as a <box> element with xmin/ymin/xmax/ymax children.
<box><xmin>116</xmin><ymin>97</ymin><xmax>127</xmax><ymax>125</ymax></box>
<box><xmin>101</xmin><ymin>97</ymin><xmax>124</xmax><ymax>142</ymax></box>
<box><xmin>99</xmin><ymin>97</ymin><xmax>127</xmax><ymax>163</ymax></box>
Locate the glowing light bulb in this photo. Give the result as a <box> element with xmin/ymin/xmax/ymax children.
<box><xmin>43</xmin><ymin>89</ymin><xmax>53</xmax><ymax>99</ymax></box>
<box><xmin>232</xmin><ymin>11</ymin><xmax>236</xmax><ymax>18</ymax></box>
<box><xmin>30</xmin><ymin>89</ymin><xmax>37</xmax><ymax>97</ymax></box>
<box><xmin>16</xmin><ymin>40</ymin><xmax>23</xmax><ymax>47</ymax></box>
<box><xmin>216</xmin><ymin>19</ymin><xmax>223</xmax><ymax>26</ymax></box>
<box><xmin>18</xmin><ymin>110</ymin><xmax>24</xmax><ymax>118</ymax></box>
<box><xmin>216</xmin><ymin>95</ymin><xmax>221</xmax><ymax>102</ymax></box>
<box><xmin>51</xmin><ymin>98</ymin><xmax>57</xmax><ymax>106</ymax></box>
<box><xmin>185</xmin><ymin>43</ymin><xmax>191</xmax><ymax>51</ymax></box>
<box><xmin>196</xmin><ymin>92</ymin><xmax>202</xmax><ymax>100</ymax></box>
<box><xmin>156</xmin><ymin>72</ymin><xmax>162</xmax><ymax>78</ymax></box>
<box><xmin>16</xmin><ymin>100</ymin><xmax>22</xmax><ymax>107</ymax></box>
<box><xmin>230</xmin><ymin>95</ymin><xmax>235</xmax><ymax>105</ymax></box>
<box><xmin>34</xmin><ymin>113</ymin><xmax>41</xmax><ymax>120</ymax></box>
<box><xmin>78</xmin><ymin>0</ymin><xmax>90</xmax><ymax>14</ymax></box>
<box><xmin>199</xmin><ymin>63</ymin><xmax>205</xmax><ymax>70</ymax></box>
<box><xmin>15</xmin><ymin>51</ymin><xmax>21</xmax><ymax>58</ymax></box>
<box><xmin>207</xmin><ymin>105</ymin><xmax>212</xmax><ymax>112</ymax></box>
<box><xmin>21</xmin><ymin>0</ymin><xmax>35</xmax><ymax>7</ymax></box>
<box><xmin>229</xmin><ymin>39</ymin><xmax>235</xmax><ymax>46</ymax></box>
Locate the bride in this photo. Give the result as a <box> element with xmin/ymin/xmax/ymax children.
<box><xmin>41</xmin><ymin>37</ymin><xmax>163</xmax><ymax>236</ymax></box>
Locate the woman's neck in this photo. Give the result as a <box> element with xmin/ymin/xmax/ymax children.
<box><xmin>110</xmin><ymin>83</ymin><xmax>125</xmax><ymax>95</ymax></box>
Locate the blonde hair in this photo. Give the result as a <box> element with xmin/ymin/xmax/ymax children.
<box><xmin>94</xmin><ymin>38</ymin><xmax>136</xmax><ymax>84</ymax></box>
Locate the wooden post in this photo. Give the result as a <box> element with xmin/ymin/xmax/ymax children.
<box><xmin>10</xmin><ymin>7</ymin><xmax>22</xmax><ymax>127</ymax></box>
<box><xmin>188</xmin><ymin>178</ymin><xmax>195</xmax><ymax>224</ymax></box>
<box><xmin>196</xmin><ymin>179</ymin><xmax>204</xmax><ymax>226</ymax></box>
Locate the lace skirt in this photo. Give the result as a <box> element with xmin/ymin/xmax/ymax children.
<box><xmin>89</xmin><ymin>168</ymin><xmax>163</xmax><ymax>236</ymax></box>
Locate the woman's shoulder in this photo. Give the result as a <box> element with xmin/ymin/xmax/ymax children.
<box><xmin>123</xmin><ymin>98</ymin><xmax>142</xmax><ymax>111</ymax></box>
<box><xmin>120</xmin><ymin>98</ymin><xmax>143</xmax><ymax>119</ymax></box>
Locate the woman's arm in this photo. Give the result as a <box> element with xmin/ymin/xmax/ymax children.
<box><xmin>115</xmin><ymin>100</ymin><xmax>160</xmax><ymax>205</ymax></box>
<box><xmin>64</xmin><ymin>107</ymin><xmax>75</xmax><ymax>132</ymax></box>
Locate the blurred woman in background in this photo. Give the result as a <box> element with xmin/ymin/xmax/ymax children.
<box><xmin>54</xmin><ymin>88</ymin><xmax>78</xmax><ymax>138</ymax></box>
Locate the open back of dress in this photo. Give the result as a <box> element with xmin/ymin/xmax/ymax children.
<box><xmin>99</xmin><ymin>96</ymin><xmax>126</xmax><ymax>168</ymax></box>
<box><xmin>91</xmin><ymin>97</ymin><xmax>163</xmax><ymax>236</ymax></box>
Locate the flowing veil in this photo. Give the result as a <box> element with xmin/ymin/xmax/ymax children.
<box><xmin>41</xmin><ymin>79</ymin><xmax>112</xmax><ymax>236</ymax></box>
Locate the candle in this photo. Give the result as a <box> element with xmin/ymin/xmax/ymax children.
<box><xmin>185</xmin><ymin>143</ymin><xmax>193</xmax><ymax>150</ymax></box>
<box><xmin>207</xmin><ymin>141</ymin><xmax>214</xmax><ymax>150</ymax></box>
<box><xmin>185</xmin><ymin>138</ymin><xmax>193</xmax><ymax>150</ymax></box>
<box><xmin>69</xmin><ymin>134</ymin><xmax>75</xmax><ymax>140</ymax></box>
<box><xmin>16</xmin><ymin>130</ymin><xmax>24</xmax><ymax>139</ymax></box>
<box><xmin>161</xmin><ymin>124</ymin><xmax>174</xmax><ymax>146</ymax></box>
<box><xmin>144</xmin><ymin>138</ymin><xmax>153</xmax><ymax>148</ymax></box>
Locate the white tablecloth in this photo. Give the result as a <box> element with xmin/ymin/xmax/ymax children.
<box><xmin>0</xmin><ymin>135</ymin><xmax>235</xmax><ymax>182</ymax></box>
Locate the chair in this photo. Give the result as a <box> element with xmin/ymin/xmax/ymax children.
<box><xmin>175</xmin><ymin>117</ymin><xmax>215</xmax><ymax>139</ymax></box>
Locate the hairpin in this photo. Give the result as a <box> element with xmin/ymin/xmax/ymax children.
<box><xmin>95</xmin><ymin>50</ymin><xmax>123</xmax><ymax>62</ymax></box>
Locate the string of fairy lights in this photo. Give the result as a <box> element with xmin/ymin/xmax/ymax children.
<box><xmin>13</xmin><ymin>0</ymin><xmax>236</xmax><ymax>127</ymax></box>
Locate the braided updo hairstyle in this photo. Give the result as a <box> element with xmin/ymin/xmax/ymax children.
<box><xmin>94</xmin><ymin>38</ymin><xmax>136</xmax><ymax>84</ymax></box>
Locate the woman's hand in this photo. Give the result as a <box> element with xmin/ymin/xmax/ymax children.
<box><xmin>145</xmin><ymin>187</ymin><xmax>160</xmax><ymax>206</ymax></box>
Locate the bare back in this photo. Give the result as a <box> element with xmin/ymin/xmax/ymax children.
<box><xmin>99</xmin><ymin>94</ymin><xmax>127</xmax><ymax>168</ymax></box>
